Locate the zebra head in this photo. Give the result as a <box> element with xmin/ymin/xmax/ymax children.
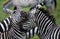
<box><xmin>22</xmin><ymin>3</ymin><xmax>43</xmax><ymax>31</ymax></box>
<box><xmin>29</xmin><ymin>3</ymin><xmax>43</xmax><ymax>21</ymax></box>
<box><xmin>10</xmin><ymin>9</ymin><xmax>28</xmax><ymax>24</ymax></box>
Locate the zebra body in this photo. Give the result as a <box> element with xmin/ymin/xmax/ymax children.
<box><xmin>7</xmin><ymin>18</ymin><xmax>39</xmax><ymax>39</ymax></box>
<box><xmin>26</xmin><ymin>26</ymin><xmax>39</xmax><ymax>39</ymax></box>
<box><xmin>29</xmin><ymin>4</ymin><xmax>60</xmax><ymax>39</ymax></box>
<box><xmin>0</xmin><ymin>16</ymin><xmax>12</xmax><ymax>39</ymax></box>
<box><xmin>0</xmin><ymin>16</ymin><xmax>11</xmax><ymax>32</ymax></box>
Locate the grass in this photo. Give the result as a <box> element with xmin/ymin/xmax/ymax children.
<box><xmin>0</xmin><ymin>0</ymin><xmax>60</xmax><ymax>39</ymax></box>
<box><xmin>52</xmin><ymin>0</ymin><xmax>60</xmax><ymax>25</ymax></box>
<box><xmin>0</xmin><ymin>0</ymin><xmax>9</xmax><ymax>21</ymax></box>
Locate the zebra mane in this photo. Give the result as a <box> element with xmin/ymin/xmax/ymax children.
<box><xmin>39</xmin><ymin>8</ymin><xmax>56</xmax><ymax>24</ymax></box>
<box><xmin>30</xmin><ymin>5</ymin><xmax>56</xmax><ymax>24</ymax></box>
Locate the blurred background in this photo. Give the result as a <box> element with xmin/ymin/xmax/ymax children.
<box><xmin>0</xmin><ymin>0</ymin><xmax>60</xmax><ymax>39</ymax></box>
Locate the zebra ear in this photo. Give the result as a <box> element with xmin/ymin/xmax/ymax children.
<box><xmin>14</xmin><ymin>6</ymin><xmax>17</xmax><ymax>10</ymax></box>
<box><xmin>39</xmin><ymin>3</ymin><xmax>44</xmax><ymax>6</ymax></box>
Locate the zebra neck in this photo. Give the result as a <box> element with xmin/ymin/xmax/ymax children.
<box><xmin>12</xmin><ymin>25</ymin><xmax>26</xmax><ymax>38</ymax></box>
<box><xmin>37</xmin><ymin>11</ymin><xmax>56</xmax><ymax>36</ymax></box>
<box><xmin>13</xmin><ymin>23</ymin><xmax>27</xmax><ymax>32</ymax></box>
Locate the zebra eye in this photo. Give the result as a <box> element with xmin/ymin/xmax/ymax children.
<box><xmin>13</xmin><ymin>11</ymin><xmax>16</xmax><ymax>14</ymax></box>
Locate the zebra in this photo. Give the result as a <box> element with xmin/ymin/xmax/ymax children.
<box><xmin>0</xmin><ymin>16</ymin><xmax>11</xmax><ymax>39</ymax></box>
<box><xmin>0</xmin><ymin>16</ymin><xmax>11</xmax><ymax>32</ymax></box>
<box><xmin>0</xmin><ymin>7</ymin><xmax>28</xmax><ymax>39</ymax></box>
<box><xmin>28</xmin><ymin>4</ymin><xmax>60</xmax><ymax>39</ymax></box>
<box><xmin>22</xmin><ymin>18</ymin><xmax>40</xmax><ymax>39</ymax></box>
<box><xmin>3</xmin><ymin>0</ymin><xmax>57</xmax><ymax>13</ymax></box>
<box><xmin>0</xmin><ymin>16</ymin><xmax>40</xmax><ymax>39</ymax></box>
<box><xmin>26</xmin><ymin>26</ymin><xmax>39</xmax><ymax>39</ymax></box>
<box><xmin>1</xmin><ymin>6</ymin><xmax>40</xmax><ymax>39</ymax></box>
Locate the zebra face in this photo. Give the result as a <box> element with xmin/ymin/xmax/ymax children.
<box><xmin>11</xmin><ymin>10</ymin><xmax>25</xmax><ymax>24</ymax></box>
<box><xmin>29</xmin><ymin>4</ymin><xmax>42</xmax><ymax>21</ymax></box>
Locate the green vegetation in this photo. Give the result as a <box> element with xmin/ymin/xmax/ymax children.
<box><xmin>51</xmin><ymin>0</ymin><xmax>60</xmax><ymax>25</ymax></box>
<box><xmin>0</xmin><ymin>0</ymin><xmax>9</xmax><ymax>21</ymax></box>
<box><xmin>0</xmin><ymin>0</ymin><xmax>60</xmax><ymax>39</ymax></box>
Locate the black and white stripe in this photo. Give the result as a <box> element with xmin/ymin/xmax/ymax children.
<box><xmin>26</xmin><ymin>26</ymin><xmax>39</xmax><ymax>39</ymax></box>
<box><xmin>0</xmin><ymin>16</ymin><xmax>11</xmax><ymax>32</ymax></box>
<box><xmin>0</xmin><ymin>16</ymin><xmax>39</xmax><ymax>39</ymax></box>
<box><xmin>7</xmin><ymin>19</ymin><xmax>39</xmax><ymax>39</ymax></box>
<box><xmin>0</xmin><ymin>16</ymin><xmax>11</xmax><ymax>39</ymax></box>
<box><xmin>29</xmin><ymin>4</ymin><xmax>60</xmax><ymax>39</ymax></box>
<box><xmin>2</xmin><ymin>4</ymin><xmax>40</xmax><ymax>38</ymax></box>
<box><xmin>22</xmin><ymin>16</ymin><xmax>40</xmax><ymax>39</ymax></box>
<box><xmin>0</xmin><ymin>16</ymin><xmax>26</xmax><ymax>39</ymax></box>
